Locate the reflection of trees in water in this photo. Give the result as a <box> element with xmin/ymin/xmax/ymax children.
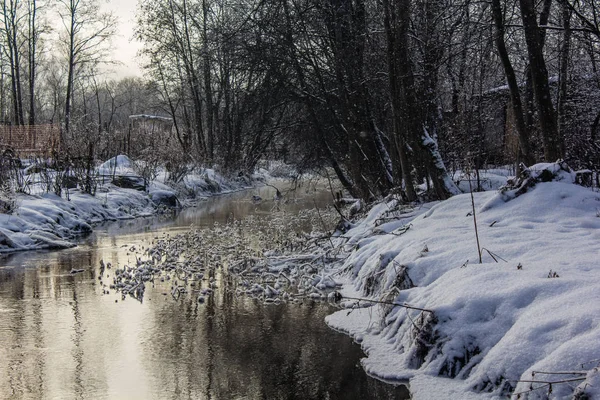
<box><xmin>137</xmin><ymin>296</ymin><xmax>209</xmax><ymax>398</ymax></box>
<box><xmin>70</xmin><ymin>290</ymin><xmax>85</xmax><ymax>399</ymax></box>
<box><xmin>0</xmin><ymin>186</ymin><xmax>408</xmax><ymax>400</ymax></box>
<box><xmin>0</xmin><ymin>245</ymin><xmax>117</xmax><ymax>399</ymax></box>
<box><xmin>31</xmin><ymin>277</ymin><xmax>47</xmax><ymax>395</ymax></box>
<box><xmin>141</xmin><ymin>275</ymin><xmax>406</xmax><ymax>400</ymax></box>
<box><xmin>211</xmin><ymin>294</ymin><xmax>361</xmax><ymax>400</ymax></box>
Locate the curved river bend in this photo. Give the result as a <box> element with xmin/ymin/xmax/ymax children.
<box><xmin>0</xmin><ymin>185</ymin><xmax>410</xmax><ymax>400</ymax></box>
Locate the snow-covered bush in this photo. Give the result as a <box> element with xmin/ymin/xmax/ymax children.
<box><xmin>132</xmin><ymin>151</ymin><xmax>160</xmax><ymax>190</ymax></box>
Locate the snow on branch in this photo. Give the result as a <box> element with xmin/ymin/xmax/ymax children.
<box><xmin>128</xmin><ymin>114</ymin><xmax>173</xmax><ymax>122</ymax></box>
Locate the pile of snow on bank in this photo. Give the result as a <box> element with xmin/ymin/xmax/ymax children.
<box><xmin>326</xmin><ymin>163</ymin><xmax>600</xmax><ymax>399</ymax></box>
<box><xmin>0</xmin><ymin>155</ymin><xmax>268</xmax><ymax>252</ymax></box>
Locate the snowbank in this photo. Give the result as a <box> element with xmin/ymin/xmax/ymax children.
<box><xmin>97</xmin><ymin>154</ymin><xmax>136</xmax><ymax>176</ymax></box>
<box><xmin>0</xmin><ymin>155</ymin><xmax>274</xmax><ymax>253</ymax></box>
<box><xmin>453</xmin><ymin>168</ymin><xmax>514</xmax><ymax>192</ymax></box>
<box><xmin>326</xmin><ymin>164</ymin><xmax>600</xmax><ymax>399</ymax></box>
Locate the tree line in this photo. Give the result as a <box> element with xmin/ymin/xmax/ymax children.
<box><xmin>134</xmin><ymin>0</ymin><xmax>600</xmax><ymax>200</ymax></box>
<box><xmin>1</xmin><ymin>0</ymin><xmax>600</xmax><ymax>200</ymax></box>
<box><xmin>0</xmin><ymin>0</ymin><xmax>167</xmax><ymax>160</ymax></box>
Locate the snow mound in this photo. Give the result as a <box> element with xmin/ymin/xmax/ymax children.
<box><xmin>326</xmin><ymin>176</ymin><xmax>600</xmax><ymax>399</ymax></box>
<box><xmin>453</xmin><ymin>169</ymin><xmax>510</xmax><ymax>192</ymax></box>
<box><xmin>0</xmin><ymin>156</ymin><xmax>267</xmax><ymax>252</ymax></box>
<box><xmin>480</xmin><ymin>161</ymin><xmax>576</xmax><ymax>212</ymax></box>
<box><xmin>97</xmin><ymin>155</ymin><xmax>135</xmax><ymax>176</ymax></box>
<box><xmin>149</xmin><ymin>189</ymin><xmax>180</xmax><ymax>208</ymax></box>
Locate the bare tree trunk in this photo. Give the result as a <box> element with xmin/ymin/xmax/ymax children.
<box><xmin>62</xmin><ymin>0</ymin><xmax>78</xmax><ymax>144</ymax></box>
<box><xmin>0</xmin><ymin>51</ymin><xmax>4</xmax><ymax>122</ymax></box>
<box><xmin>282</xmin><ymin>0</ymin><xmax>356</xmax><ymax>197</ymax></box>
<box><xmin>157</xmin><ymin>62</ymin><xmax>186</xmax><ymax>151</ymax></box>
<box><xmin>523</xmin><ymin>0</ymin><xmax>552</xmax><ymax>148</ymax></box>
<box><xmin>27</xmin><ymin>0</ymin><xmax>36</xmax><ymax>125</ymax></box>
<box><xmin>169</xmin><ymin>0</ymin><xmax>205</xmax><ymax>159</ymax></box>
<box><xmin>93</xmin><ymin>76</ymin><xmax>102</xmax><ymax>134</ymax></box>
<box><xmin>3</xmin><ymin>0</ymin><xmax>24</xmax><ymax>125</ymax></box>
<box><xmin>58</xmin><ymin>0</ymin><xmax>116</xmax><ymax>150</ymax></box>
<box><xmin>557</xmin><ymin>1</ymin><xmax>571</xmax><ymax>156</ymax></box>
<box><xmin>491</xmin><ymin>0</ymin><xmax>533</xmax><ymax>165</ymax></box>
<box><xmin>202</xmin><ymin>0</ymin><xmax>214</xmax><ymax>162</ymax></box>
<box><xmin>420</xmin><ymin>0</ymin><xmax>460</xmax><ymax>199</ymax></box>
<box><xmin>384</xmin><ymin>0</ymin><xmax>458</xmax><ymax>200</ymax></box>
<box><xmin>519</xmin><ymin>0</ymin><xmax>563</xmax><ymax>161</ymax></box>
<box><xmin>64</xmin><ymin>17</ymin><xmax>75</xmax><ymax>141</ymax></box>
<box><xmin>383</xmin><ymin>0</ymin><xmax>417</xmax><ymax>201</ymax></box>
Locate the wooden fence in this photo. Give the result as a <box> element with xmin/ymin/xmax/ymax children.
<box><xmin>0</xmin><ymin>124</ymin><xmax>60</xmax><ymax>155</ymax></box>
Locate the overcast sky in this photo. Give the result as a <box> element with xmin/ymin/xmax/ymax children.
<box><xmin>102</xmin><ymin>0</ymin><xmax>144</xmax><ymax>78</ymax></box>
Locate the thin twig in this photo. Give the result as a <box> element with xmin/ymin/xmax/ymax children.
<box><xmin>339</xmin><ymin>294</ymin><xmax>434</xmax><ymax>314</ymax></box>
<box><xmin>313</xmin><ymin>199</ymin><xmax>334</xmax><ymax>248</ymax></box>
<box><xmin>481</xmin><ymin>247</ymin><xmax>508</xmax><ymax>263</ymax></box>
<box><xmin>510</xmin><ymin>377</ymin><xmax>586</xmax><ymax>384</ymax></box>
<box><xmin>532</xmin><ymin>371</ymin><xmax>587</xmax><ymax>376</ymax></box>
<box><xmin>467</xmin><ymin>171</ymin><xmax>482</xmax><ymax>263</ymax></box>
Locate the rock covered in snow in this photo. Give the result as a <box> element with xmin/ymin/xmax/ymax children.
<box><xmin>112</xmin><ymin>175</ymin><xmax>146</xmax><ymax>191</ymax></box>
<box><xmin>149</xmin><ymin>190</ymin><xmax>180</xmax><ymax>208</ymax></box>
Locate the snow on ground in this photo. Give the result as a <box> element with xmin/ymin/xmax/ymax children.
<box><xmin>0</xmin><ymin>155</ymin><xmax>268</xmax><ymax>253</ymax></box>
<box><xmin>452</xmin><ymin>167</ymin><xmax>514</xmax><ymax>192</ymax></box>
<box><xmin>325</xmin><ymin>163</ymin><xmax>600</xmax><ymax>399</ymax></box>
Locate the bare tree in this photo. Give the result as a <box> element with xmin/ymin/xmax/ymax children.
<box><xmin>26</xmin><ymin>0</ymin><xmax>40</xmax><ymax>125</ymax></box>
<box><xmin>56</xmin><ymin>0</ymin><xmax>116</xmax><ymax>144</ymax></box>
<box><xmin>2</xmin><ymin>0</ymin><xmax>25</xmax><ymax>125</ymax></box>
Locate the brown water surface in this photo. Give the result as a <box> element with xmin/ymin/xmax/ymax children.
<box><xmin>0</xmin><ymin>184</ymin><xmax>410</xmax><ymax>400</ymax></box>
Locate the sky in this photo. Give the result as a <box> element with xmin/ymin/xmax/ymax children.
<box><xmin>102</xmin><ymin>0</ymin><xmax>144</xmax><ymax>78</ymax></box>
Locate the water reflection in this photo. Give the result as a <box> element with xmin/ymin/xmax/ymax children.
<box><xmin>0</xmin><ymin>185</ymin><xmax>409</xmax><ymax>399</ymax></box>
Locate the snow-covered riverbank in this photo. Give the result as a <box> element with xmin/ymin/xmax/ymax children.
<box><xmin>104</xmin><ymin>161</ymin><xmax>599</xmax><ymax>398</ymax></box>
<box><xmin>0</xmin><ymin>155</ymin><xmax>273</xmax><ymax>253</ymax></box>
<box><xmin>325</xmin><ymin>163</ymin><xmax>600</xmax><ymax>399</ymax></box>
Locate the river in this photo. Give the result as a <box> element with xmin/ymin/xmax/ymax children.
<box><xmin>0</xmin><ymin>184</ymin><xmax>410</xmax><ymax>400</ymax></box>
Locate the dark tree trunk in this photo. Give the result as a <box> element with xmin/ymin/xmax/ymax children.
<box><xmin>523</xmin><ymin>0</ymin><xmax>552</xmax><ymax>154</ymax></box>
<box><xmin>3</xmin><ymin>0</ymin><xmax>24</xmax><ymax>126</ymax></box>
<box><xmin>202</xmin><ymin>0</ymin><xmax>214</xmax><ymax>162</ymax></box>
<box><xmin>384</xmin><ymin>0</ymin><xmax>458</xmax><ymax>200</ymax></box>
<box><xmin>557</xmin><ymin>1</ymin><xmax>571</xmax><ymax>156</ymax></box>
<box><xmin>323</xmin><ymin>0</ymin><xmax>392</xmax><ymax>199</ymax></box>
<box><xmin>13</xmin><ymin>24</ymin><xmax>23</xmax><ymax>125</ymax></box>
<box><xmin>420</xmin><ymin>0</ymin><xmax>460</xmax><ymax>199</ymax></box>
<box><xmin>383</xmin><ymin>0</ymin><xmax>417</xmax><ymax>201</ymax></box>
<box><xmin>491</xmin><ymin>0</ymin><xmax>533</xmax><ymax>165</ymax></box>
<box><xmin>28</xmin><ymin>0</ymin><xmax>37</xmax><ymax>125</ymax></box>
<box><xmin>282</xmin><ymin>0</ymin><xmax>357</xmax><ymax>197</ymax></box>
<box><xmin>519</xmin><ymin>0</ymin><xmax>563</xmax><ymax>161</ymax></box>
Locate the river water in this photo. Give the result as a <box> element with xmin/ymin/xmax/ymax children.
<box><xmin>0</xmin><ymin>184</ymin><xmax>409</xmax><ymax>400</ymax></box>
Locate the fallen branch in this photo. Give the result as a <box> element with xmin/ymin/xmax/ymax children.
<box><xmin>337</xmin><ymin>294</ymin><xmax>434</xmax><ymax>314</ymax></box>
